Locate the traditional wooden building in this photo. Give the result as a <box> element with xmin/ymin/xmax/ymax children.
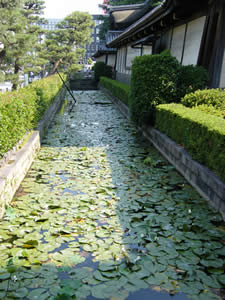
<box><xmin>106</xmin><ymin>0</ymin><xmax>225</xmax><ymax>88</ymax></box>
<box><xmin>92</xmin><ymin>31</ymin><xmax>119</xmax><ymax>67</ymax></box>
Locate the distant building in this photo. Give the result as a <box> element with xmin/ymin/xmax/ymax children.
<box><xmin>85</xmin><ymin>15</ymin><xmax>104</xmax><ymax>64</ymax></box>
<box><xmin>40</xmin><ymin>19</ymin><xmax>62</xmax><ymax>31</ymax></box>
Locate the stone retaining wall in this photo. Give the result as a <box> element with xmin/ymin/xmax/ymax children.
<box><xmin>100</xmin><ymin>86</ymin><xmax>225</xmax><ymax>219</ymax></box>
<box><xmin>0</xmin><ymin>86</ymin><xmax>66</xmax><ymax>219</ymax></box>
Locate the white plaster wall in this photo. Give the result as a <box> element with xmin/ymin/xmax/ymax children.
<box><xmin>160</xmin><ymin>29</ymin><xmax>172</xmax><ymax>51</ymax></box>
<box><xmin>121</xmin><ymin>46</ymin><xmax>126</xmax><ymax>72</ymax></box>
<box><xmin>142</xmin><ymin>46</ymin><xmax>152</xmax><ymax>55</ymax></box>
<box><xmin>96</xmin><ymin>56</ymin><xmax>106</xmax><ymax>63</ymax></box>
<box><xmin>170</xmin><ymin>24</ymin><xmax>186</xmax><ymax>63</ymax></box>
<box><xmin>220</xmin><ymin>49</ymin><xmax>225</xmax><ymax>88</ymax></box>
<box><xmin>107</xmin><ymin>54</ymin><xmax>116</xmax><ymax>67</ymax></box>
<box><xmin>126</xmin><ymin>46</ymin><xmax>141</xmax><ymax>68</ymax></box>
<box><xmin>182</xmin><ymin>16</ymin><xmax>206</xmax><ymax>65</ymax></box>
<box><xmin>116</xmin><ymin>48</ymin><xmax>122</xmax><ymax>72</ymax></box>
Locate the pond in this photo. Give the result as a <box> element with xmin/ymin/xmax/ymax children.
<box><xmin>0</xmin><ymin>90</ymin><xmax>224</xmax><ymax>300</ymax></box>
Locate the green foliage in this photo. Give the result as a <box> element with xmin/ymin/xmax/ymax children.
<box><xmin>0</xmin><ymin>0</ymin><xmax>46</xmax><ymax>89</ymax></box>
<box><xmin>176</xmin><ymin>65</ymin><xmax>209</xmax><ymax>100</ymax></box>
<box><xmin>181</xmin><ymin>88</ymin><xmax>225</xmax><ymax>119</ymax></box>
<box><xmin>41</xmin><ymin>11</ymin><xmax>94</xmax><ymax>75</ymax></box>
<box><xmin>155</xmin><ymin>103</ymin><xmax>225</xmax><ymax>182</ymax></box>
<box><xmin>0</xmin><ymin>74</ymin><xmax>64</xmax><ymax>158</ymax></box>
<box><xmin>130</xmin><ymin>53</ymin><xmax>180</xmax><ymax>124</ymax></box>
<box><xmin>30</xmin><ymin>75</ymin><xmax>64</xmax><ymax>122</ymax></box>
<box><xmin>193</xmin><ymin>104</ymin><xmax>225</xmax><ymax>119</ymax></box>
<box><xmin>100</xmin><ymin>76</ymin><xmax>130</xmax><ymax>105</ymax></box>
<box><xmin>98</xmin><ymin>15</ymin><xmax>110</xmax><ymax>41</ymax></box>
<box><xmin>94</xmin><ymin>62</ymin><xmax>113</xmax><ymax>82</ymax></box>
<box><xmin>181</xmin><ymin>88</ymin><xmax>225</xmax><ymax>110</ymax></box>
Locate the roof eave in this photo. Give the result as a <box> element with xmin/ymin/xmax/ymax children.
<box><xmin>107</xmin><ymin>0</ymin><xmax>172</xmax><ymax>48</ymax></box>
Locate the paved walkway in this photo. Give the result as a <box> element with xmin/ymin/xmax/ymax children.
<box><xmin>0</xmin><ymin>90</ymin><xmax>224</xmax><ymax>300</ymax></box>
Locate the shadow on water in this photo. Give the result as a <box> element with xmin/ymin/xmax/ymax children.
<box><xmin>0</xmin><ymin>90</ymin><xmax>224</xmax><ymax>299</ymax></box>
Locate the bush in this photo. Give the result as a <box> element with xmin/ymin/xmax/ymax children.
<box><xmin>100</xmin><ymin>76</ymin><xmax>130</xmax><ymax>105</ymax></box>
<box><xmin>0</xmin><ymin>74</ymin><xmax>64</xmax><ymax>158</ymax></box>
<box><xmin>31</xmin><ymin>74</ymin><xmax>64</xmax><ymax>123</ymax></box>
<box><xmin>130</xmin><ymin>53</ymin><xmax>180</xmax><ymax>124</ymax></box>
<box><xmin>94</xmin><ymin>62</ymin><xmax>113</xmax><ymax>82</ymax></box>
<box><xmin>176</xmin><ymin>65</ymin><xmax>209</xmax><ymax>100</ymax></box>
<box><xmin>0</xmin><ymin>87</ymin><xmax>38</xmax><ymax>157</ymax></box>
<box><xmin>181</xmin><ymin>88</ymin><xmax>225</xmax><ymax>110</ymax></box>
<box><xmin>155</xmin><ymin>103</ymin><xmax>225</xmax><ymax>182</ymax></box>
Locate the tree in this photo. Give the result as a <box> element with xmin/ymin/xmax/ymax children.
<box><xmin>0</xmin><ymin>0</ymin><xmax>46</xmax><ymax>89</ymax></box>
<box><xmin>41</xmin><ymin>11</ymin><xmax>94</xmax><ymax>75</ymax></box>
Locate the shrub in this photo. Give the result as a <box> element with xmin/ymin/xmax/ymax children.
<box><xmin>181</xmin><ymin>88</ymin><xmax>225</xmax><ymax>110</ymax></box>
<box><xmin>94</xmin><ymin>62</ymin><xmax>113</xmax><ymax>82</ymax></box>
<box><xmin>31</xmin><ymin>74</ymin><xmax>64</xmax><ymax>123</ymax></box>
<box><xmin>155</xmin><ymin>103</ymin><xmax>225</xmax><ymax>182</ymax></box>
<box><xmin>100</xmin><ymin>76</ymin><xmax>130</xmax><ymax>105</ymax></box>
<box><xmin>0</xmin><ymin>74</ymin><xmax>64</xmax><ymax>158</ymax></box>
<box><xmin>129</xmin><ymin>53</ymin><xmax>180</xmax><ymax>124</ymax></box>
<box><xmin>0</xmin><ymin>87</ymin><xmax>38</xmax><ymax>157</ymax></box>
<box><xmin>176</xmin><ymin>65</ymin><xmax>209</xmax><ymax>100</ymax></box>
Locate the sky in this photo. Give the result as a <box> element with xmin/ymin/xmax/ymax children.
<box><xmin>44</xmin><ymin>0</ymin><xmax>104</xmax><ymax>19</ymax></box>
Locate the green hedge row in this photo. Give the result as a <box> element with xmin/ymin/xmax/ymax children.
<box><xmin>130</xmin><ymin>52</ymin><xmax>208</xmax><ymax>124</ymax></box>
<box><xmin>0</xmin><ymin>74</ymin><xmax>65</xmax><ymax>158</ymax></box>
<box><xmin>155</xmin><ymin>103</ymin><xmax>225</xmax><ymax>182</ymax></box>
<box><xmin>100</xmin><ymin>76</ymin><xmax>130</xmax><ymax>105</ymax></box>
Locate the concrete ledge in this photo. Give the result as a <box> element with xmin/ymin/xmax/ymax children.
<box><xmin>0</xmin><ymin>86</ymin><xmax>66</xmax><ymax>219</ymax></box>
<box><xmin>100</xmin><ymin>86</ymin><xmax>225</xmax><ymax>219</ymax></box>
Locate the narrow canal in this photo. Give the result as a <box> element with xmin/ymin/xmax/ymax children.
<box><xmin>0</xmin><ymin>90</ymin><xmax>224</xmax><ymax>300</ymax></box>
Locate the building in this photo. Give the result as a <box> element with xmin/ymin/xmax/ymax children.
<box><xmin>40</xmin><ymin>19</ymin><xmax>62</xmax><ymax>31</ymax></box>
<box><xmin>105</xmin><ymin>0</ymin><xmax>225</xmax><ymax>88</ymax></box>
<box><xmin>92</xmin><ymin>31</ymin><xmax>119</xmax><ymax>67</ymax></box>
<box><xmin>85</xmin><ymin>14</ymin><xmax>104</xmax><ymax>64</ymax></box>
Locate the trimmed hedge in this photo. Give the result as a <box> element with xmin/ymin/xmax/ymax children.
<box><xmin>129</xmin><ymin>52</ymin><xmax>209</xmax><ymax>125</ymax></box>
<box><xmin>94</xmin><ymin>62</ymin><xmax>113</xmax><ymax>82</ymax></box>
<box><xmin>130</xmin><ymin>53</ymin><xmax>180</xmax><ymax>124</ymax></box>
<box><xmin>30</xmin><ymin>75</ymin><xmax>64</xmax><ymax>123</ymax></box>
<box><xmin>155</xmin><ymin>103</ymin><xmax>225</xmax><ymax>182</ymax></box>
<box><xmin>100</xmin><ymin>76</ymin><xmax>130</xmax><ymax>105</ymax></box>
<box><xmin>0</xmin><ymin>74</ymin><xmax>64</xmax><ymax>158</ymax></box>
<box><xmin>176</xmin><ymin>65</ymin><xmax>208</xmax><ymax>100</ymax></box>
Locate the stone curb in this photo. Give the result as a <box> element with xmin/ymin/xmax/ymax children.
<box><xmin>100</xmin><ymin>86</ymin><xmax>225</xmax><ymax>219</ymax></box>
<box><xmin>0</xmin><ymin>86</ymin><xmax>67</xmax><ymax>219</ymax></box>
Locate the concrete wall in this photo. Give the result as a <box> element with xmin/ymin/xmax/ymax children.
<box><xmin>0</xmin><ymin>87</ymin><xmax>66</xmax><ymax>219</ymax></box>
<box><xmin>220</xmin><ymin>49</ymin><xmax>225</xmax><ymax>88</ymax></box>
